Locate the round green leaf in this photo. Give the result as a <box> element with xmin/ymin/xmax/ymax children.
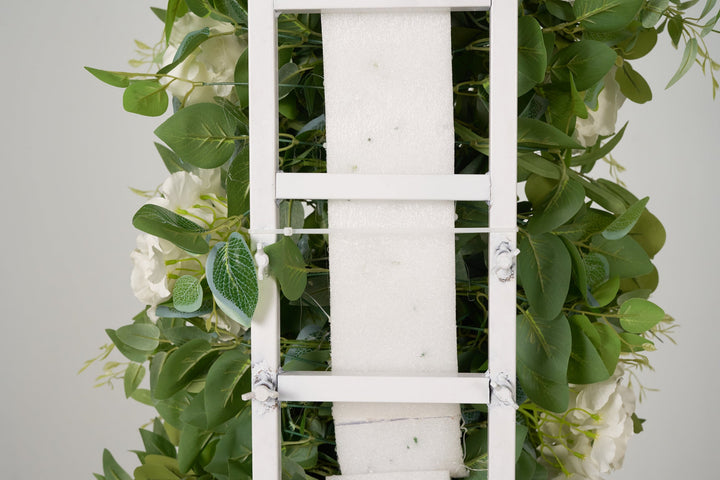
<box><xmin>588</xmin><ymin>276</ymin><xmax>619</xmax><ymax>308</ymax></box>
<box><xmin>551</xmin><ymin>40</ymin><xmax>617</xmax><ymax>91</ymax></box>
<box><xmin>172</xmin><ymin>275</ymin><xmax>203</xmax><ymax>313</ymax></box>
<box><xmin>123</xmin><ymin>80</ymin><xmax>169</xmax><ymax>117</ymax></box>
<box><xmin>589</xmin><ymin>234</ymin><xmax>653</xmax><ymax>279</ymax></box>
<box><xmin>615</xmin><ymin>63</ymin><xmax>652</xmax><ymax>104</ymax></box>
<box><xmin>619</xmin><ymin>298</ymin><xmax>665</xmax><ymax>333</ymax></box>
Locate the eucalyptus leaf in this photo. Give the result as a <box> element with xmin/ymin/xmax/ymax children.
<box><xmin>85</xmin><ymin>67</ymin><xmax>131</xmax><ymax>88</ymax></box>
<box><xmin>516</xmin><ymin>313</ymin><xmax>571</xmax><ymax>412</ymax></box>
<box><xmin>603</xmin><ymin>196</ymin><xmax>649</xmax><ymax>240</ymax></box>
<box><xmin>155</xmin><ymin>142</ymin><xmax>193</xmax><ymax>174</ymax></box>
<box><xmin>518</xmin><ymin>118</ymin><xmax>582</xmax><ymax>149</ymax></box>
<box><xmin>116</xmin><ymin>324</ymin><xmax>161</xmax><ymax>352</ymax></box>
<box><xmin>551</xmin><ymin>40</ymin><xmax>617</xmax><ymax>91</ymax></box>
<box><xmin>666</xmin><ymin>38</ymin><xmax>699</xmax><ymax>89</ymax></box>
<box><xmin>574</xmin><ymin>0</ymin><xmax>644</xmax><ymax>32</ymax></box>
<box><xmin>172</xmin><ymin>275</ymin><xmax>203</xmax><ymax>313</ymax></box>
<box><xmin>623</xmin><ymin>28</ymin><xmax>659</xmax><ymax>60</ymax></box>
<box><xmin>567</xmin><ymin>315</ymin><xmax>620</xmax><ymax>383</ymax></box>
<box><xmin>518</xmin><ymin>233</ymin><xmax>572</xmax><ymax>319</ymax></box>
<box><xmin>123</xmin><ymin>80</ymin><xmax>169</xmax><ymax>117</ymax></box>
<box><xmin>205</xmin><ymin>411</ymin><xmax>252</xmax><ymax>476</ymax></box>
<box><xmin>131</xmin><ymin>388</ymin><xmax>154</xmax><ymax>406</ymax></box>
<box><xmin>178</xmin><ymin>425</ymin><xmax>212</xmax><ymax>474</ymax></box>
<box><xmin>615</xmin><ymin>62</ymin><xmax>652</xmax><ymax>104</ymax></box>
<box><xmin>154</xmin><ymin>103</ymin><xmax>239</xmax><ymax>169</ymax></box>
<box><xmin>154</xmin><ymin>339</ymin><xmax>218</xmax><ymax>400</ymax></box>
<box><xmin>589</xmin><ymin>234</ymin><xmax>653</xmax><ymax>278</ymax></box>
<box><xmin>527</xmin><ymin>176</ymin><xmax>585</xmax><ymax>235</ymax></box>
<box><xmin>124</xmin><ymin>363</ymin><xmax>146</xmax><ymax>398</ymax></box>
<box><xmin>619</xmin><ymin>298</ymin><xmax>665</xmax><ymax>333</ymax></box>
<box><xmin>265</xmin><ymin>236</ymin><xmax>308</xmax><ymax>301</ymax></box>
<box><xmin>133</xmin><ymin>204</ymin><xmax>209</xmax><ymax>254</ymax></box>
<box><xmin>156</xmin><ymin>297</ymin><xmax>214</xmax><ymax>319</ymax></box>
<box><xmin>588</xmin><ymin>276</ymin><xmax>620</xmax><ymax>307</ymax></box>
<box><xmin>106</xmin><ymin>329</ymin><xmax>150</xmax><ymax>363</ymax></box>
<box><xmin>103</xmin><ymin>449</ymin><xmax>132</xmax><ymax>480</ymax></box>
<box><xmin>207</xmin><ymin>232</ymin><xmax>258</xmax><ymax>327</ymax></box>
<box><xmin>518</xmin><ymin>16</ymin><xmax>547</xmax><ymax>96</ymax></box>
<box><xmin>620</xmin><ymin>332</ymin><xmax>655</xmax><ymax>352</ymax></box>
<box><xmin>562</xmin><ymin>236</ymin><xmax>589</xmax><ymax>301</ymax></box>
<box><xmin>158</xmin><ymin>28</ymin><xmax>211</xmax><ymax>75</ymax></box>
<box><xmin>204</xmin><ymin>348</ymin><xmax>250</xmax><ymax>428</ymax></box>
<box><xmin>630</xmin><ymin>209</ymin><xmax>666</xmax><ymax>258</ymax></box>
<box><xmin>641</xmin><ymin>0</ymin><xmax>670</xmax><ymax>27</ymax></box>
<box><xmin>227</xmin><ymin>146</ymin><xmax>250</xmax><ymax>217</ymax></box>
<box><xmin>140</xmin><ymin>429</ymin><xmax>177</xmax><ymax>458</ymax></box>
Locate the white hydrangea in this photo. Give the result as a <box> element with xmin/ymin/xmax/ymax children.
<box><xmin>131</xmin><ymin>169</ymin><xmax>227</xmax><ymax>314</ymax></box>
<box><xmin>162</xmin><ymin>13</ymin><xmax>246</xmax><ymax>105</ymax></box>
<box><xmin>575</xmin><ymin>67</ymin><xmax>626</xmax><ymax>147</ymax></box>
<box><xmin>539</xmin><ymin>365</ymin><xmax>636</xmax><ymax>479</ymax></box>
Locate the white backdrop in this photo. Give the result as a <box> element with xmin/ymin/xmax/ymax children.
<box><xmin>0</xmin><ymin>1</ymin><xmax>717</xmax><ymax>479</ymax></box>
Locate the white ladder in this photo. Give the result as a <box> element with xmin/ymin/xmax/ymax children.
<box><xmin>247</xmin><ymin>0</ymin><xmax>518</xmax><ymax>478</ymax></box>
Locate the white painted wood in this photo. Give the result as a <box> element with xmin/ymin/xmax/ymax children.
<box><xmin>278</xmin><ymin>372</ymin><xmax>490</xmax><ymax>404</ymax></box>
<box><xmin>488</xmin><ymin>0</ymin><xmax>518</xmax><ymax>479</ymax></box>
<box><xmin>276</xmin><ymin>172</ymin><xmax>491</xmax><ymax>201</ymax></box>
<box><xmin>274</xmin><ymin>0</ymin><xmax>490</xmax><ymax>13</ymax></box>
<box><xmin>248</xmin><ymin>1</ymin><xmax>282</xmax><ymax>479</ymax></box>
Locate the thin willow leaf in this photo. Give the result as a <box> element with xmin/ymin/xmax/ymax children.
<box><xmin>666</xmin><ymin>38</ymin><xmax>699</xmax><ymax>89</ymax></box>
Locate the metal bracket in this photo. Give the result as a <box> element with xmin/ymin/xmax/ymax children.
<box><xmin>242</xmin><ymin>361</ymin><xmax>279</xmax><ymax>412</ymax></box>
<box><xmin>493</xmin><ymin>241</ymin><xmax>519</xmax><ymax>282</ymax></box>
<box><xmin>489</xmin><ymin>372</ymin><xmax>518</xmax><ymax>410</ymax></box>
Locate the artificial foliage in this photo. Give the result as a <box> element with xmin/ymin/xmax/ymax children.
<box><xmin>84</xmin><ymin>0</ymin><xmax>719</xmax><ymax>479</ymax></box>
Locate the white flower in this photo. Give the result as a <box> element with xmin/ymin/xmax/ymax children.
<box><xmin>539</xmin><ymin>365</ymin><xmax>636</xmax><ymax>479</ymax></box>
<box><xmin>131</xmin><ymin>169</ymin><xmax>227</xmax><ymax>313</ymax></box>
<box><xmin>575</xmin><ymin>67</ymin><xmax>626</xmax><ymax>147</ymax></box>
<box><xmin>162</xmin><ymin>13</ymin><xmax>246</xmax><ymax>104</ymax></box>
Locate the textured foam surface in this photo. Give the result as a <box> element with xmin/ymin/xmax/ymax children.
<box><xmin>322</xmin><ymin>11</ymin><xmax>465</xmax><ymax>478</ymax></box>
<box><xmin>327</xmin><ymin>471</ymin><xmax>450</xmax><ymax>480</ymax></box>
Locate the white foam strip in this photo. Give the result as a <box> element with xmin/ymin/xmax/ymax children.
<box><xmin>275</xmin><ymin>173</ymin><xmax>490</xmax><ymax>201</ymax></box>
<box><xmin>327</xmin><ymin>471</ymin><xmax>450</xmax><ymax>480</ymax></box>
<box><xmin>274</xmin><ymin>0</ymin><xmax>490</xmax><ymax>13</ymax></box>
<box><xmin>322</xmin><ymin>11</ymin><xmax>465</xmax><ymax>478</ymax></box>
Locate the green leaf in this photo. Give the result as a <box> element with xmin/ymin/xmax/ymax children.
<box><xmin>603</xmin><ymin>196</ymin><xmax>649</xmax><ymax>240</ymax></box>
<box><xmin>666</xmin><ymin>38</ymin><xmax>698</xmax><ymax>89</ymax></box>
<box><xmin>140</xmin><ymin>429</ymin><xmax>177</xmax><ymax>458</ymax></box>
<box><xmin>164</xmin><ymin>0</ymin><xmax>188</xmax><ymax>44</ymax></box>
<box><xmin>630</xmin><ymin>209</ymin><xmax>666</xmax><ymax>258</ymax></box>
<box><xmin>134</xmin><ymin>463</ymin><xmax>180</xmax><ymax>480</ymax></box>
<box><xmin>207</xmin><ymin>232</ymin><xmax>258</xmax><ymax>327</ymax></box>
<box><xmin>588</xmin><ymin>276</ymin><xmax>619</xmax><ymax>307</ymax></box>
<box><xmin>116</xmin><ymin>324</ymin><xmax>161</xmax><ymax>351</ymax></box>
<box><xmin>589</xmin><ymin>234</ymin><xmax>653</xmax><ymax>278</ymax></box>
<box><xmin>158</xmin><ymin>28</ymin><xmax>211</xmax><ymax>75</ymax></box>
<box><xmin>123</xmin><ymin>80</ymin><xmax>169</xmax><ymax>117</ymax></box>
<box><xmin>204</xmin><ymin>347</ymin><xmax>251</xmax><ymax>429</ymax></box>
<box><xmin>701</xmin><ymin>9</ymin><xmax>720</xmax><ymax>36</ymax></box>
<box><xmin>265</xmin><ymin>236</ymin><xmax>308</xmax><ymax>301</ymax></box>
<box><xmin>518</xmin><ymin>16</ymin><xmax>547</xmax><ymax>96</ymax></box>
<box><xmin>154</xmin><ymin>339</ymin><xmax>218</xmax><ymax>400</ymax></box>
<box><xmin>234</xmin><ymin>49</ymin><xmax>249</xmax><ymax>108</ymax></box>
<box><xmin>518</xmin><ymin>118</ymin><xmax>582</xmax><ymax>149</ymax></box>
<box><xmin>545</xmin><ymin>0</ymin><xmax>576</xmax><ymax>20</ymax></box>
<box><xmin>131</xmin><ymin>388</ymin><xmax>154</xmax><ymax>406</ymax></box>
<box><xmin>103</xmin><ymin>449</ymin><xmax>132</xmax><ymax>480</ymax></box>
<box><xmin>178</xmin><ymin>425</ymin><xmax>212</xmax><ymax>473</ymax></box>
<box><xmin>278</xmin><ymin>62</ymin><xmax>302</xmax><ymax>100</ymax></box>
<box><xmin>155</xmin><ymin>142</ymin><xmax>193</xmax><ymax>174</ymax></box>
<box><xmin>623</xmin><ymin>28</ymin><xmax>659</xmax><ymax>60</ymax></box>
<box><xmin>518</xmin><ymin>233</ymin><xmax>572</xmax><ymax>319</ymax></box>
<box><xmin>562</xmin><ymin>236</ymin><xmax>589</xmax><ymax>301</ymax></box>
<box><xmin>641</xmin><ymin>0</ymin><xmax>670</xmax><ymax>27</ymax></box>
<box><xmin>570</xmin><ymin>122</ymin><xmax>628</xmax><ymax>168</ymax></box>
<box><xmin>279</xmin><ymin>200</ymin><xmax>306</xmax><ymax>242</ymax></box>
<box><xmin>154</xmin><ymin>103</ymin><xmax>239</xmax><ymax>169</ymax></box>
<box><xmin>156</xmin><ymin>297</ymin><xmax>214</xmax><ymax>319</ymax></box>
<box><xmin>567</xmin><ymin>315</ymin><xmax>620</xmax><ymax>383</ymax></box>
<box><xmin>620</xmin><ymin>332</ymin><xmax>654</xmax><ymax>352</ymax></box>
<box><xmin>124</xmin><ymin>363</ymin><xmax>146</xmax><ymax>398</ymax></box>
<box><xmin>106</xmin><ymin>329</ymin><xmax>150</xmax><ymax>363</ymax></box>
<box><xmin>205</xmin><ymin>411</ymin><xmax>252</xmax><ymax>476</ymax></box>
<box><xmin>518</xmin><ymin>153</ymin><xmax>562</xmax><ymax>180</ymax></box>
<box><xmin>527</xmin><ymin>176</ymin><xmax>585</xmax><ymax>235</ymax></box>
<box><xmin>227</xmin><ymin>146</ymin><xmax>250</xmax><ymax>217</ymax></box>
<box><xmin>615</xmin><ymin>62</ymin><xmax>652</xmax><ymax>104</ymax></box>
<box><xmin>173</xmin><ymin>275</ymin><xmax>203</xmax><ymax>313</ymax></box>
<box><xmin>132</xmin><ymin>204</ymin><xmax>209</xmax><ymax>255</ymax></box>
<box><xmin>583</xmin><ymin>252</ymin><xmax>610</xmax><ymax>288</ymax></box>
<box><xmin>668</xmin><ymin>14</ymin><xmax>684</xmax><ymax>46</ymax></box>
<box><xmin>213</xmin><ymin>0</ymin><xmax>248</xmax><ymax>24</ymax></box>
<box><xmin>85</xmin><ymin>67</ymin><xmax>131</xmax><ymax>88</ymax></box>
<box><xmin>517</xmin><ymin>313</ymin><xmax>571</xmax><ymax>412</ymax></box>
<box><xmin>619</xmin><ymin>298</ymin><xmax>665</xmax><ymax>333</ymax></box>
<box><xmin>185</xmin><ymin>0</ymin><xmax>211</xmax><ymax>16</ymax></box>
<box><xmin>551</xmin><ymin>40</ymin><xmax>617</xmax><ymax>91</ymax></box>
<box><xmin>574</xmin><ymin>0</ymin><xmax>644</xmax><ymax>32</ymax></box>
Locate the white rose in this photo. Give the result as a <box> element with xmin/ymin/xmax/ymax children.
<box><xmin>575</xmin><ymin>67</ymin><xmax>626</xmax><ymax>147</ymax></box>
<box><xmin>162</xmin><ymin>13</ymin><xmax>246</xmax><ymax>105</ymax></box>
<box><xmin>539</xmin><ymin>365</ymin><xmax>636</xmax><ymax>479</ymax></box>
<box><xmin>131</xmin><ymin>169</ymin><xmax>227</xmax><ymax>313</ymax></box>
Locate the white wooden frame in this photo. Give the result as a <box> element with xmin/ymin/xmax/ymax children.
<box><xmin>248</xmin><ymin>1</ymin><xmax>517</xmax><ymax>478</ymax></box>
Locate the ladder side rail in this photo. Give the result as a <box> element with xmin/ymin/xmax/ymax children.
<box><xmin>488</xmin><ymin>1</ymin><xmax>518</xmax><ymax>480</ymax></box>
<box><xmin>249</xmin><ymin>1</ymin><xmax>282</xmax><ymax>479</ymax></box>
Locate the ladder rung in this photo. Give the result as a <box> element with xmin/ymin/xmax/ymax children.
<box><xmin>274</xmin><ymin>0</ymin><xmax>491</xmax><ymax>13</ymax></box>
<box><xmin>276</xmin><ymin>173</ymin><xmax>490</xmax><ymax>201</ymax></box>
<box><xmin>277</xmin><ymin>372</ymin><xmax>490</xmax><ymax>404</ymax></box>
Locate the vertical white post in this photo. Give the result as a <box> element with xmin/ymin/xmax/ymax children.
<box><xmin>488</xmin><ymin>0</ymin><xmax>518</xmax><ymax>479</ymax></box>
<box><xmin>248</xmin><ymin>0</ymin><xmax>281</xmax><ymax>478</ymax></box>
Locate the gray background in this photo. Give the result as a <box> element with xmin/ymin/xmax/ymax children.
<box><xmin>0</xmin><ymin>1</ymin><xmax>717</xmax><ymax>478</ymax></box>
